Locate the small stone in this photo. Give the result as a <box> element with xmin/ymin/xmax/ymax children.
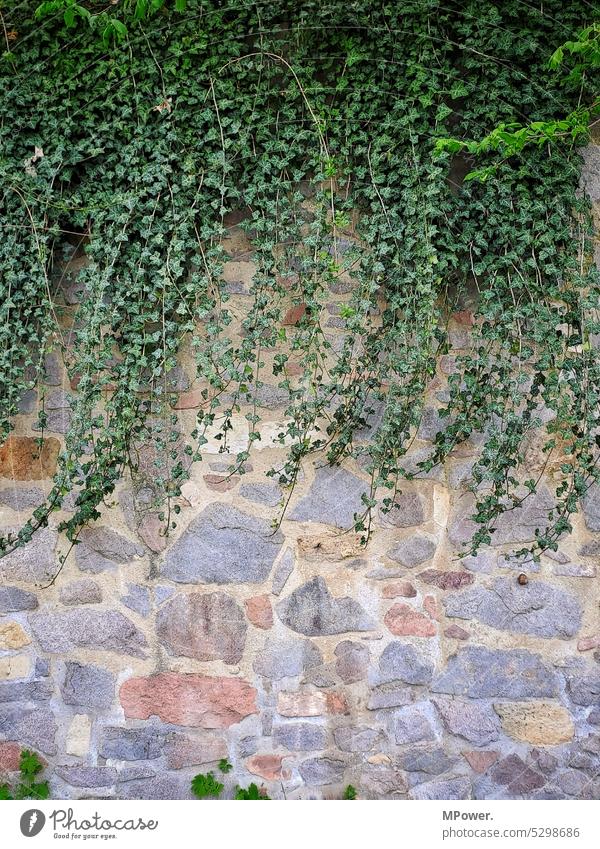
<box><xmin>578</xmin><ymin>635</ymin><xmax>600</xmax><ymax>652</ymax></box>
<box><xmin>0</xmin><ymin>527</ymin><xmax>58</xmax><ymax>583</ymax></box>
<box><xmin>0</xmin><ymin>655</ymin><xmax>31</xmax><ymax>681</ymax></box>
<box><xmin>240</xmin><ymin>482</ymin><xmax>282</xmax><ymax>507</ymax></box>
<box><xmin>59</xmin><ymin>578</ymin><xmax>102</xmax><ymax>606</ymax></box>
<box><xmin>246</xmin><ymin>754</ymin><xmax>289</xmax><ymax>781</ymax></box>
<box><xmin>99</xmin><ymin>727</ymin><xmax>166</xmax><ymax>761</ymax></box>
<box><xmin>491</xmin><ymin>755</ymin><xmax>545</xmax><ymax>795</ymax></box>
<box><xmin>379</xmin><ymin>493</ymin><xmax>427</xmax><ymax>529</ymax></box>
<box><xmin>137</xmin><ymin>514</ymin><xmax>168</xmax><ymax>553</ymax></box>
<box><xmin>0</xmin><ymin>706</ymin><xmax>57</xmax><ymax>755</ymax></box>
<box><xmin>271</xmin><ymin>547</ymin><xmax>295</xmax><ymax>596</ymax></box>
<box><xmin>298</xmin><ymin>757</ymin><xmax>346</xmax><ymax>785</ymax></box>
<box><xmin>384</xmin><ymin>603</ymin><xmax>436</xmax><ymax>637</ymax></box>
<box><xmin>334</xmin><ymin>725</ymin><xmax>381</xmax><ymax>752</ymax></box>
<box><xmin>78</xmin><ymin>525</ymin><xmax>144</xmax><ymax>562</ymax></box>
<box><xmin>253</xmin><ymin>637</ymin><xmax>322</xmax><ymax>680</ymax></box>
<box><xmin>418</xmin><ymin>569</ymin><xmax>474</xmax><ymax>590</ymax></box>
<box><xmin>282</xmin><ymin>304</ymin><xmax>307</xmax><ymax>325</ymax></box>
<box><xmin>65</xmin><ymin>714</ymin><xmax>91</xmax><ymax>757</ymax></box>
<box><xmin>0</xmin><ymin>741</ymin><xmax>22</xmax><ymax>772</ymax></box>
<box><xmin>387</xmin><ymin>534</ymin><xmax>436</xmax><ymax>567</ymax></box>
<box><xmin>245</xmin><ymin>595</ymin><xmax>273</xmax><ymax>630</ymax></box>
<box><xmin>273</xmin><ymin>722</ymin><xmax>327</xmax><ymax>751</ymax></box>
<box><xmin>410</xmin><ymin>777</ymin><xmax>471</xmax><ymax>800</ymax></box>
<box><xmin>121</xmin><ymin>583</ymin><xmax>151</xmax><ymax>617</ymax></box>
<box><xmin>382</xmin><ymin>582</ymin><xmax>416</xmax><ymax>599</ymax></box>
<box><xmin>277</xmin><ymin>691</ymin><xmax>327</xmax><ymax>717</ymax></box>
<box><xmin>0</xmin><ymin>586</ymin><xmax>38</xmax><ymax>613</ymax></box>
<box><xmin>444</xmin><ymin>624</ymin><xmax>470</xmax><ymax>640</ymax></box>
<box><xmin>61</xmin><ymin>662</ymin><xmax>115</xmax><ymax>710</ymax></box>
<box><xmin>165</xmin><ymin>733</ymin><xmax>228</xmax><ymax>769</ymax></box>
<box><xmin>157</xmin><ymin>592</ymin><xmax>247</xmax><ymax>664</ymax></box>
<box><xmin>379</xmin><ymin>642</ymin><xmax>434</xmax><ymax>685</ymax></box>
<box><xmin>162</xmin><ymin>504</ymin><xmax>283</xmax><ymax>584</ymax></box>
<box><xmin>0</xmin><ymin>621</ymin><xmax>31</xmax><ymax>649</ymax></box>
<box><xmin>56</xmin><ymin>766</ymin><xmax>118</xmax><ymax>788</ymax></box>
<box><xmin>120</xmin><ymin>672</ymin><xmax>258</xmax><ymax>728</ymax></box>
<box><xmin>277</xmin><ymin>577</ymin><xmax>374</xmax><ymax>635</ymax></box>
<box><xmin>289</xmin><ymin>466</ymin><xmax>368</xmax><ymax>529</ymax></box>
<box><xmin>432</xmin><ymin>696</ymin><xmax>500</xmax><ymax>745</ymax></box>
<box><xmin>393</xmin><ymin>704</ymin><xmax>437</xmax><ymax>744</ymax></box>
<box><xmin>203</xmin><ymin>474</ymin><xmax>240</xmax><ymax>492</ymax></box>
<box><xmin>334</xmin><ymin>641</ymin><xmax>370</xmax><ymax>683</ymax></box>
<box><xmin>553</xmin><ymin>562</ymin><xmax>596</xmax><ymax>577</ymax></box>
<box><xmin>398</xmin><ymin>747</ymin><xmax>456</xmax><ymax>776</ymax></box>
<box><xmin>29</xmin><ymin>609</ymin><xmax>147</xmax><ymax>657</ymax></box>
<box><xmin>367</xmin><ymin>683</ymin><xmax>414</xmax><ymax>710</ymax></box>
<box><xmin>463</xmin><ymin>750</ymin><xmax>499</xmax><ymax>774</ymax></box>
<box><xmin>494</xmin><ymin>702</ymin><xmax>574</xmax><ymax>745</ymax></box>
<box><xmin>0</xmin><ymin>435</ymin><xmax>60</xmax><ymax>480</ymax></box>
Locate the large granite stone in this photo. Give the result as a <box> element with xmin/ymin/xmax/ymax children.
<box><xmin>99</xmin><ymin>727</ymin><xmax>166</xmax><ymax>761</ymax></box>
<box><xmin>444</xmin><ymin>577</ymin><xmax>581</xmax><ymax>639</ymax></box>
<box><xmin>29</xmin><ymin>609</ymin><xmax>147</xmax><ymax>657</ymax></box>
<box><xmin>0</xmin><ymin>706</ymin><xmax>57</xmax><ymax>755</ymax></box>
<box><xmin>253</xmin><ymin>637</ymin><xmax>323</xmax><ymax>680</ymax></box>
<box><xmin>432</xmin><ymin>696</ymin><xmax>500</xmax><ymax>745</ymax></box>
<box><xmin>289</xmin><ymin>466</ymin><xmax>367</xmax><ymax>528</ymax></box>
<box><xmin>161</xmin><ymin>504</ymin><xmax>283</xmax><ymax>583</ymax></box>
<box><xmin>449</xmin><ymin>486</ymin><xmax>554</xmax><ymax>546</ymax></box>
<box><xmin>273</xmin><ymin>722</ymin><xmax>327</xmax><ymax>751</ymax></box>
<box><xmin>0</xmin><ymin>528</ymin><xmax>58</xmax><ymax>583</ymax></box>
<box><xmin>276</xmin><ymin>577</ymin><xmax>373</xmax><ymax>635</ymax></box>
<box><xmin>157</xmin><ymin>591</ymin><xmax>247</xmax><ymax>663</ymax></box>
<box><xmin>378</xmin><ymin>642</ymin><xmax>434</xmax><ymax>685</ymax></box>
<box><xmin>61</xmin><ymin>661</ymin><xmax>115</xmax><ymax>710</ymax></box>
<box><xmin>0</xmin><ymin>586</ymin><xmax>38</xmax><ymax>613</ymax></box>
<box><xmin>298</xmin><ymin>756</ymin><xmax>346</xmax><ymax>785</ymax></box>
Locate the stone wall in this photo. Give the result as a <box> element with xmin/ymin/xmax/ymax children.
<box><xmin>0</xmin><ymin>147</ymin><xmax>599</xmax><ymax>801</ymax></box>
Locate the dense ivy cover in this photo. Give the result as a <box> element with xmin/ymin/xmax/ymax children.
<box><xmin>0</xmin><ymin>0</ymin><xmax>598</xmax><ymax>571</ymax></box>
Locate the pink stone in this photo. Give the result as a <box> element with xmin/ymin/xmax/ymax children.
<box><xmin>137</xmin><ymin>514</ymin><xmax>167</xmax><ymax>553</ymax></box>
<box><xmin>172</xmin><ymin>389</ymin><xmax>203</xmax><ymax>409</ymax></box>
<box><xmin>326</xmin><ymin>692</ymin><xmax>349</xmax><ymax>715</ymax></box>
<box><xmin>577</xmin><ymin>635</ymin><xmax>600</xmax><ymax>652</ymax></box>
<box><xmin>424</xmin><ymin>594</ymin><xmax>441</xmax><ymax>621</ymax></box>
<box><xmin>245</xmin><ymin>594</ymin><xmax>273</xmax><ymax>630</ymax></box>
<box><xmin>282</xmin><ymin>304</ymin><xmax>306</xmax><ymax>326</ymax></box>
<box><xmin>463</xmin><ymin>750</ymin><xmax>499</xmax><ymax>774</ymax></box>
<box><xmin>203</xmin><ymin>474</ymin><xmax>240</xmax><ymax>492</ymax></box>
<box><xmin>277</xmin><ymin>690</ymin><xmax>348</xmax><ymax>716</ymax></box>
<box><xmin>165</xmin><ymin>733</ymin><xmax>228</xmax><ymax>769</ymax></box>
<box><xmin>0</xmin><ymin>742</ymin><xmax>21</xmax><ymax>772</ymax></box>
<box><xmin>120</xmin><ymin>673</ymin><xmax>257</xmax><ymax>728</ymax></box>
<box><xmin>246</xmin><ymin>754</ymin><xmax>290</xmax><ymax>781</ymax></box>
<box><xmin>384</xmin><ymin>603</ymin><xmax>436</xmax><ymax>637</ymax></box>
<box><xmin>444</xmin><ymin>624</ymin><xmax>470</xmax><ymax>640</ymax></box>
<box><xmin>417</xmin><ymin>569</ymin><xmax>474</xmax><ymax>590</ymax></box>
<box><xmin>382</xmin><ymin>581</ymin><xmax>416</xmax><ymax>599</ymax></box>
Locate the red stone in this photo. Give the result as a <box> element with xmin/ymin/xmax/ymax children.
<box><xmin>424</xmin><ymin>594</ymin><xmax>441</xmax><ymax>621</ymax></box>
<box><xmin>137</xmin><ymin>515</ymin><xmax>167</xmax><ymax>553</ymax></box>
<box><xmin>172</xmin><ymin>389</ymin><xmax>203</xmax><ymax>409</ymax></box>
<box><xmin>452</xmin><ymin>310</ymin><xmax>474</xmax><ymax>326</ymax></box>
<box><xmin>282</xmin><ymin>304</ymin><xmax>307</xmax><ymax>326</ymax></box>
<box><xmin>0</xmin><ymin>742</ymin><xmax>21</xmax><ymax>772</ymax></box>
<box><xmin>0</xmin><ymin>435</ymin><xmax>60</xmax><ymax>480</ymax></box>
<box><xmin>245</xmin><ymin>754</ymin><xmax>290</xmax><ymax>781</ymax></box>
<box><xmin>120</xmin><ymin>673</ymin><xmax>258</xmax><ymax>728</ymax></box>
<box><xmin>382</xmin><ymin>581</ymin><xmax>416</xmax><ymax>599</ymax></box>
<box><xmin>245</xmin><ymin>595</ymin><xmax>273</xmax><ymax>630</ymax></box>
<box><xmin>444</xmin><ymin>624</ymin><xmax>470</xmax><ymax>640</ymax></box>
<box><xmin>203</xmin><ymin>474</ymin><xmax>240</xmax><ymax>492</ymax></box>
<box><xmin>384</xmin><ymin>603</ymin><xmax>436</xmax><ymax>637</ymax></box>
<box><xmin>326</xmin><ymin>692</ymin><xmax>349</xmax><ymax>715</ymax></box>
<box><xmin>417</xmin><ymin>569</ymin><xmax>474</xmax><ymax>590</ymax></box>
<box><xmin>463</xmin><ymin>750</ymin><xmax>499</xmax><ymax>774</ymax></box>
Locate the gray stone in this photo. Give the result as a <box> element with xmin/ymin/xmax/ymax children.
<box><xmin>553</xmin><ymin>562</ymin><xmax>596</xmax><ymax>578</ymax></box>
<box><xmin>276</xmin><ymin>577</ymin><xmax>373</xmax><ymax>636</ymax></box>
<box><xmin>410</xmin><ymin>777</ymin><xmax>471</xmax><ymax>800</ymax></box>
<box><xmin>77</xmin><ymin>526</ymin><xmax>144</xmax><ymax>571</ymax></box>
<box><xmin>271</xmin><ymin>547</ymin><xmax>295</xmax><ymax>596</ymax></box>
<box><xmin>18</xmin><ymin>389</ymin><xmax>37</xmax><ymax>414</ymax></box>
<box><xmin>578</xmin><ymin>539</ymin><xmax>600</xmax><ymax>557</ymax></box>
<box><xmin>56</xmin><ymin>766</ymin><xmax>118</xmax><ymax>787</ymax></box>
<box><xmin>334</xmin><ymin>641</ymin><xmax>370</xmax><ymax>683</ymax></box>
<box><xmin>378</xmin><ymin>642</ymin><xmax>434</xmax><ymax>685</ymax></box>
<box><xmin>240</xmin><ymin>482</ymin><xmax>282</xmax><ymax>506</ymax></box>
<box><xmin>43</xmin><ymin>352</ymin><xmax>62</xmax><ymax>385</ymax></box>
<box><xmin>367</xmin><ymin>683</ymin><xmax>414</xmax><ymax>710</ymax></box>
<box><xmin>0</xmin><ymin>487</ymin><xmax>45</xmax><ymax>511</ymax></box>
<box><xmin>0</xmin><ymin>586</ymin><xmax>38</xmax><ymax>612</ymax></box>
<box><xmin>580</xmin><ymin>145</ymin><xmax>600</xmax><ymax>203</ymax></box>
<box><xmin>29</xmin><ymin>609</ymin><xmax>147</xmax><ymax>657</ymax></box>
<box><xmin>393</xmin><ymin>704</ymin><xmax>437</xmax><ymax>744</ymax></box>
<box><xmin>289</xmin><ymin>466</ymin><xmax>367</xmax><ymax>528</ymax></box>
<box><xmin>417</xmin><ymin>406</ymin><xmax>445</xmax><ymax>441</ymax></box>
<box><xmin>99</xmin><ymin>727</ymin><xmax>166</xmax><ymax>761</ymax></box>
<box><xmin>118</xmin><ymin>766</ymin><xmax>156</xmax><ymax>782</ymax></box>
<box><xmin>61</xmin><ymin>662</ymin><xmax>115</xmax><ymax>710</ymax></box>
<box><xmin>121</xmin><ymin>583</ymin><xmax>151</xmax><ymax>617</ymax></box>
<box><xmin>273</xmin><ymin>722</ymin><xmax>327</xmax><ymax>751</ymax></box>
<box><xmin>45</xmin><ymin>389</ymin><xmax>71</xmax><ymax>409</ymax></box>
<box><xmin>35</xmin><ymin>658</ymin><xmax>50</xmax><ymax>677</ymax></box>
<box><xmin>120</xmin><ymin>774</ymin><xmax>186</xmax><ymax>800</ymax></box>
<box><xmin>386</xmin><ymin>533</ymin><xmax>437</xmax><ymax>568</ymax></box>
<box><xmin>0</xmin><ymin>680</ymin><xmax>53</xmax><ymax>702</ymax></box>
<box><xmin>155</xmin><ymin>585</ymin><xmax>176</xmax><ymax>605</ymax></box>
<box><xmin>444</xmin><ymin>578</ymin><xmax>581</xmax><ymax>639</ymax></box>
<box><xmin>0</xmin><ymin>528</ymin><xmax>58</xmax><ymax>583</ymax></box>
<box><xmin>59</xmin><ymin>578</ymin><xmax>102</xmax><ymax>606</ymax></box>
<box><xmin>462</xmin><ymin>552</ymin><xmax>496</xmax><ymax>573</ymax></box>
<box><xmin>157</xmin><ymin>591</ymin><xmax>246</xmax><ymax>664</ymax></box>
<box><xmin>0</xmin><ymin>706</ymin><xmax>57</xmax><ymax>755</ymax></box>
<box><xmin>564</xmin><ymin>665</ymin><xmax>600</xmax><ymax>707</ymax></box>
<box><xmin>398</xmin><ymin>747</ymin><xmax>456</xmax><ymax>776</ymax></box>
<box><xmin>162</xmin><ymin>504</ymin><xmax>283</xmax><ymax>583</ymax></box>
<box><xmin>32</xmin><ymin>409</ymin><xmax>71</xmax><ymax>433</ymax></box>
<box><xmin>253</xmin><ymin>637</ymin><xmax>322</xmax><ymax>680</ymax></box>
<box><xmin>379</xmin><ymin>491</ymin><xmax>426</xmax><ymax>528</ymax></box>
<box><xmin>449</xmin><ymin>487</ymin><xmax>554</xmax><ymax>547</ymax></box>
<box><xmin>360</xmin><ymin>762</ymin><xmax>409</xmax><ymax>797</ymax></box>
<box><xmin>431</xmin><ymin>646</ymin><xmax>558</xmax><ymax>699</ymax></box>
<box><xmin>333</xmin><ymin>725</ymin><xmax>381</xmax><ymax>752</ymax></box>
<box><xmin>432</xmin><ymin>696</ymin><xmax>500</xmax><ymax>745</ymax></box>
<box><xmin>298</xmin><ymin>757</ymin><xmax>346</xmax><ymax>785</ymax></box>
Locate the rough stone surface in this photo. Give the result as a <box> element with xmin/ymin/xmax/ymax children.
<box><xmin>393</xmin><ymin>704</ymin><xmax>437</xmax><ymax>744</ymax></box>
<box><xmin>162</xmin><ymin>504</ymin><xmax>283</xmax><ymax>583</ymax></box>
<box><xmin>432</xmin><ymin>696</ymin><xmax>500</xmax><ymax>745</ymax></box>
<box><xmin>99</xmin><ymin>727</ymin><xmax>166</xmax><ymax>761</ymax></box>
<box><xmin>273</xmin><ymin>722</ymin><xmax>327</xmax><ymax>751</ymax></box>
<box><xmin>289</xmin><ymin>466</ymin><xmax>367</xmax><ymax>528</ymax></box>
<box><xmin>491</xmin><ymin>755</ymin><xmax>545</xmax><ymax>795</ymax></box>
<box><xmin>378</xmin><ymin>642</ymin><xmax>434</xmax><ymax>685</ymax></box>
<box><xmin>0</xmin><ymin>586</ymin><xmax>38</xmax><ymax>613</ymax></box>
<box><xmin>29</xmin><ymin>610</ymin><xmax>147</xmax><ymax>657</ymax></box>
<box><xmin>334</xmin><ymin>641</ymin><xmax>370</xmax><ymax>683</ymax></box>
<box><xmin>277</xmin><ymin>577</ymin><xmax>374</xmax><ymax>635</ymax></box>
<box><xmin>298</xmin><ymin>757</ymin><xmax>346</xmax><ymax>785</ymax></box>
<box><xmin>494</xmin><ymin>702</ymin><xmax>574</xmax><ymax>745</ymax></box>
<box><xmin>253</xmin><ymin>637</ymin><xmax>322</xmax><ymax>680</ymax></box>
<box><xmin>59</xmin><ymin>578</ymin><xmax>102</xmax><ymax>606</ymax></box>
<box><xmin>333</xmin><ymin>725</ymin><xmax>381</xmax><ymax>752</ymax></box>
<box><xmin>0</xmin><ymin>436</ymin><xmax>60</xmax><ymax>480</ymax></box>
<box><xmin>379</xmin><ymin>492</ymin><xmax>426</xmax><ymax>528</ymax></box>
<box><xmin>245</xmin><ymin>594</ymin><xmax>273</xmax><ymax>630</ymax></box>
<box><xmin>387</xmin><ymin>534</ymin><xmax>437</xmax><ymax>567</ymax></box>
<box><xmin>61</xmin><ymin>662</ymin><xmax>115</xmax><ymax>710</ymax></box>
<box><xmin>157</xmin><ymin>592</ymin><xmax>247</xmax><ymax>663</ymax></box>
<box><xmin>0</xmin><ymin>528</ymin><xmax>57</xmax><ymax>583</ymax></box>
<box><xmin>384</xmin><ymin>603</ymin><xmax>436</xmax><ymax>637</ymax></box>
<box><xmin>444</xmin><ymin>578</ymin><xmax>581</xmax><ymax>639</ymax></box>
<box><xmin>120</xmin><ymin>672</ymin><xmax>258</xmax><ymax>727</ymax></box>
<box><xmin>165</xmin><ymin>733</ymin><xmax>228</xmax><ymax>769</ymax></box>
<box><xmin>0</xmin><ymin>706</ymin><xmax>58</xmax><ymax>755</ymax></box>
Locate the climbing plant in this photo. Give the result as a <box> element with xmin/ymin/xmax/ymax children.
<box><xmin>0</xmin><ymin>0</ymin><xmax>598</xmax><ymax>570</ymax></box>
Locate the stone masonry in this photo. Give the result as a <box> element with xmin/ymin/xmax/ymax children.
<box><xmin>0</xmin><ymin>146</ymin><xmax>599</xmax><ymax>800</ymax></box>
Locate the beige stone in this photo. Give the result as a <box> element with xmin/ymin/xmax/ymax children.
<box><xmin>494</xmin><ymin>702</ymin><xmax>574</xmax><ymax>745</ymax></box>
<box><xmin>277</xmin><ymin>691</ymin><xmax>327</xmax><ymax>717</ymax></box>
<box><xmin>65</xmin><ymin>714</ymin><xmax>91</xmax><ymax>757</ymax></box>
<box><xmin>0</xmin><ymin>621</ymin><xmax>31</xmax><ymax>650</ymax></box>
<box><xmin>0</xmin><ymin>654</ymin><xmax>30</xmax><ymax>679</ymax></box>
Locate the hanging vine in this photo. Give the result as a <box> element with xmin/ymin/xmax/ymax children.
<box><xmin>0</xmin><ymin>0</ymin><xmax>598</xmax><ymax>568</ymax></box>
